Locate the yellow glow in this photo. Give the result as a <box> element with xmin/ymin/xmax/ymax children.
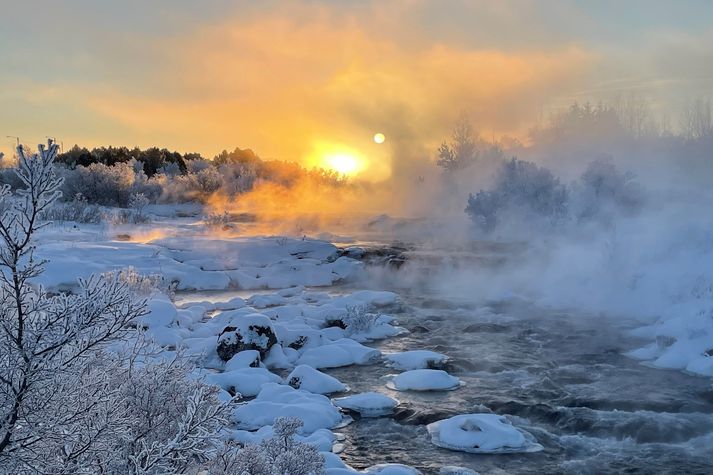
<box><xmin>306</xmin><ymin>142</ymin><xmax>367</xmax><ymax>177</ymax></box>
<box><xmin>325</xmin><ymin>153</ymin><xmax>359</xmax><ymax>175</ymax></box>
<box><xmin>373</xmin><ymin>132</ymin><xmax>385</xmax><ymax>144</ymax></box>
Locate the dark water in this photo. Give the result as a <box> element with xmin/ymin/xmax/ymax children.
<box><xmin>324</xmin><ymin>278</ymin><xmax>713</xmax><ymax>475</ymax></box>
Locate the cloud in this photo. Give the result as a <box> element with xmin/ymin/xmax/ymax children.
<box><xmin>78</xmin><ymin>3</ymin><xmax>595</xmax><ymax>179</ymax></box>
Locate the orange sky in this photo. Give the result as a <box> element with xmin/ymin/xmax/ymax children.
<box><xmin>1</xmin><ymin>1</ymin><xmax>712</xmax><ymax>179</ymax></box>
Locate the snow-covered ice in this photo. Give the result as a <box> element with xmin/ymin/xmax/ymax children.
<box><xmin>298</xmin><ymin>339</ymin><xmax>381</xmax><ymax>369</ymax></box>
<box><xmin>333</xmin><ymin>392</ymin><xmax>399</xmax><ymax>417</ymax></box>
<box><xmin>386</xmin><ymin>369</ymin><xmax>463</xmax><ymax>391</ymax></box>
<box><xmin>426</xmin><ymin>414</ymin><xmax>543</xmax><ymax>454</ymax></box>
<box><xmin>385</xmin><ymin>350</ymin><xmax>449</xmax><ymax>370</ymax></box>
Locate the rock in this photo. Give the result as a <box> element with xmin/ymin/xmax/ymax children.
<box><xmin>216</xmin><ymin>314</ymin><xmax>278</xmax><ymax>361</ymax></box>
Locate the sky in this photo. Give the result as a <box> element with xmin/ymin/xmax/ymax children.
<box><xmin>1</xmin><ymin>0</ymin><xmax>712</xmax><ymax>177</ymax></box>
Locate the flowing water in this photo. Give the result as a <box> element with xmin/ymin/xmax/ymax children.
<box><xmin>324</xmin><ymin>243</ymin><xmax>713</xmax><ymax>475</ymax></box>
<box><xmin>327</xmin><ymin>284</ymin><xmax>713</xmax><ymax>474</ymax></box>
<box><xmin>185</xmin><ymin>241</ymin><xmax>713</xmax><ymax>474</ymax></box>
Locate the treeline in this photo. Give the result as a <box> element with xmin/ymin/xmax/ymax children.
<box><xmin>55</xmin><ymin>145</ymin><xmax>260</xmax><ymax>177</ymax></box>
<box><xmin>0</xmin><ymin>145</ymin><xmax>346</xmax><ymax>210</ymax></box>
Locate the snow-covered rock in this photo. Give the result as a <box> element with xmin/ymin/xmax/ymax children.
<box><xmin>426</xmin><ymin>414</ymin><xmax>543</xmax><ymax>454</ymax></box>
<box><xmin>224</xmin><ymin>350</ymin><xmax>261</xmax><ymax>370</ymax></box>
<box><xmin>206</xmin><ymin>367</ymin><xmax>281</xmax><ymax>397</ymax></box>
<box><xmin>216</xmin><ymin>313</ymin><xmax>277</xmax><ymax>361</ymax></box>
<box><xmin>287</xmin><ymin>365</ymin><xmax>348</xmax><ymax>394</ymax></box>
<box><xmin>385</xmin><ymin>350</ymin><xmax>449</xmax><ymax>370</ymax></box>
<box><xmin>298</xmin><ymin>339</ymin><xmax>381</xmax><ymax>368</ymax></box>
<box><xmin>333</xmin><ymin>392</ymin><xmax>399</xmax><ymax>417</ymax></box>
<box><xmin>386</xmin><ymin>369</ymin><xmax>463</xmax><ymax>391</ymax></box>
<box><xmin>234</xmin><ymin>383</ymin><xmax>343</xmax><ymax>433</ymax></box>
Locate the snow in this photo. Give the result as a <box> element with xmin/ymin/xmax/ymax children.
<box><xmin>298</xmin><ymin>339</ymin><xmax>381</xmax><ymax>368</ymax></box>
<box><xmin>426</xmin><ymin>414</ymin><xmax>543</xmax><ymax>454</ymax></box>
<box><xmin>333</xmin><ymin>392</ymin><xmax>399</xmax><ymax>417</ymax></box>
<box><xmin>35</xmin><ymin>232</ymin><xmax>363</xmax><ymax>292</ymax></box>
<box><xmin>233</xmin><ymin>383</ymin><xmax>344</xmax><ymax>433</ymax></box>
<box><xmin>385</xmin><ymin>350</ymin><xmax>449</xmax><ymax>370</ymax></box>
<box><xmin>206</xmin><ymin>367</ymin><xmax>281</xmax><ymax>397</ymax></box>
<box><xmin>287</xmin><ymin>365</ymin><xmax>348</xmax><ymax>394</ymax></box>
<box><xmin>386</xmin><ymin>369</ymin><xmax>463</xmax><ymax>391</ymax></box>
<box><xmin>224</xmin><ymin>350</ymin><xmax>261</xmax><ymax>370</ymax></box>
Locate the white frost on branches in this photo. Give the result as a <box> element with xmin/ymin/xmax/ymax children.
<box><xmin>0</xmin><ymin>141</ymin><xmax>237</xmax><ymax>474</ymax></box>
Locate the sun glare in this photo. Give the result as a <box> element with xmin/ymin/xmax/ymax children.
<box><xmin>325</xmin><ymin>153</ymin><xmax>359</xmax><ymax>175</ymax></box>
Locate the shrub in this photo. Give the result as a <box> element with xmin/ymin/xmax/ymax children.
<box><xmin>466</xmin><ymin>158</ymin><xmax>568</xmax><ymax>231</ymax></box>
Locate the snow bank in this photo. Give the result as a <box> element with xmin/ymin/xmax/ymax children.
<box><xmin>426</xmin><ymin>414</ymin><xmax>543</xmax><ymax>454</ymax></box>
<box><xmin>35</xmin><ymin>233</ymin><xmax>362</xmax><ymax>292</ymax></box>
<box><xmin>387</xmin><ymin>369</ymin><xmax>463</xmax><ymax>391</ymax></box>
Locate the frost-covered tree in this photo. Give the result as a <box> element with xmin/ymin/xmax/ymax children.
<box><xmin>573</xmin><ymin>158</ymin><xmax>643</xmax><ymax>220</ymax></box>
<box><xmin>0</xmin><ymin>141</ymin><xmax>140</xmax><ymax>465</ymax></box>
<box><xmin>437</xmin><ymin>116</ymin><xmax>479</xmax><ymax>173</ymax></box>
<box><xmin>0</xmin><ymin>141</ymin><xmax>234</xmax><ymax>474</ymax></box>
<box><xmin>465</xmin><ymin>157</ymin><xmax>568</xmax><ymax>231</ymax></box>
<box><xmin>206</xmin><ymin>417</ymin><xmax>325</xmax><ymax>475</ymax></box>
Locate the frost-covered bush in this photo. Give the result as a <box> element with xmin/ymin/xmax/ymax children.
<box><xmin>58</xmin><ymin>160</ymin><xmax>161</xmax><ymax>207</ymax></box>
<box><xmin>205</xmin><ymin>210</ymin><xmax>231</xmax><ymax>228</ymax></box>
<box><xmin>41</xmin><ymin>192</ymin><xmax>104</xmax><ymax>224</ymax></box>
<box><xmin>466</xmin><ymin>158</ymin><xmax>568</xmax><ymax>231</ymax></box>
<box><xmin>219</xmin><ymin>162</ymin><xmax>257</xmax><ymax>197</ymax></box>
<box><xmin>341</xmin><ymin>305</ymin><xmax>379</xmax><ymax>335</ymax></box>
<box><xmin>109</xmin><ymin>266</ymin><xmax>167</xmax><ymax>296</ymax></box>
<box><xmin>206</xmin><ymin>417</ymin><xmax>325</xmax><ymax>475</ymax></box>
<box><xmin>572</xmin><ymin>158</ymin><xmax>644</xmax><ymax>220</ymax></box>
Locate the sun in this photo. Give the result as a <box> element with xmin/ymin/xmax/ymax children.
<box><xmin>325</xmin><ymin>153</ymin><xmax>359</xmax><ymax>175</ymax></box>
<box><xmin>373</xmin><ymin>132</ymin><xmax>385</xmax><ymax>144</ymax></box>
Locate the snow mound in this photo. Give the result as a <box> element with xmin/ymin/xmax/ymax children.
<box><xmin>333</xmin><ymin>392</ymin><xmax>399</xmax><ymax>417</ymax></box>
<box><xmin>386</xmin><ymin>369</ymin><xmax>463</xmax><ymax>391</ymax></box>
<box><xmin>224</xmin><ymin>350</ymin><xmax>261</xmax><ymax>370</ymax></box>
<box><xmin>426</xmin><ymin>414</ymin><xmax>543</xmax><ymax>454</ymax></box>
<box><xmin>287</xmin><ymin>365</ymin><xmax>348</xmax><ymax>394</ymax></box>
<box><xmin>385</xmin><ymin>350</ymin><xmax>449</xmax><ymax>370</ymax></box>
<box><xmin>234</xmin><ymin>383</ymin><xmax>343</xmax><ymax>433</ymax></box>
<box><xmin>206</xmin><ymin>367</ymin><xmax>281</xmax><ymax>397</ymax></box>
<box><xmin>298</xmin><ymin>339</ymin><xmax>381</xmax><ymax>369</ymax></box>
